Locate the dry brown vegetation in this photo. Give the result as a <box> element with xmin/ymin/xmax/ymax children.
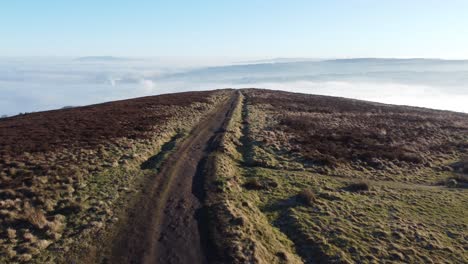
<box><xmin>1</xmin><ymin>88</ymin><xmax>467</xmax><ymax>263</ymax></box>
<box><xmin>0</xmin><ymin>90</ymin><xmax>232</xmax><ymax>263</ymax></box>
<box><xmin>296</xmin><ymin>189</ymin><xmax>316</xmax><ymax>206</ymax></box>
<box><xmin>223</xmin><ymin>89</ymin><xmax>468</xmax><ymax>263</ymax></box>
<box><xmin>344</xmin><ymin>181</ymin><xmax>371</xmax><ymax>192</ymax></box>
<box><xmin>0</xmin><ymin>91</ymin><xmax>218</xmax><ymax>155</ymax></box>
<box><xmin>244</xmin><ymin>89</ymin><xmax>468</xmax><ymax>184</ymax></box>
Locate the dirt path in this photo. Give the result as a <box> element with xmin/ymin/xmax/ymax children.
<box><xmin>109</xmin><ymin>91</ymin><xmax>239</xmax><ymax>264</ymax></box>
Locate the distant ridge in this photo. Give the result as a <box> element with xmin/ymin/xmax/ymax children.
<box><xmin>238</xmin><ymin>57</ymin><xmax>468</xmax><ymax>65</ymax></box>
<box><xmin>75</xmin><ymin>56</ymin><xmax>134</xmax><ymax>62</ymax></box>
<box><xmin>324</xmin><ymin>58</ymin><xmax>468</xmax><ymax>64</ymax></box>
<box><xmin>236</xmin><ymin>57</ymin><xmax>320</xmax><ymax>64</ymax></box>
<box><xmin>162</xmin><ymin>57</ymin><xmax>468</xmax><ymax>79</ymax></box>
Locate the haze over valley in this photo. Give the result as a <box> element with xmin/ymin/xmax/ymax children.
<box><xmin>1</xmin><ymin>57</ymin><xmax>468</xmax><ymax>116</ymax></box>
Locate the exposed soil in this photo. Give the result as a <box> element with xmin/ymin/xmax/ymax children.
<box><xmin>108</xmin><ymin>92</ymin><xmax>240</xmax><ymax>264</ymax></box>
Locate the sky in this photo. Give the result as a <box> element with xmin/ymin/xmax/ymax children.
<box><xmin>1</xmin><ymin>1</ymin><xmax>467</xmax><ymax>116</ymax></box>
<box><xmin>1</xmin><ymin>0</ymin><xmax>468</xmax><ymax>58</ymax></box>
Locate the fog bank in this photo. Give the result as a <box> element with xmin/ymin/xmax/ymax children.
<box><xmin>1</xmin><ymin>58</ymin><xmax>467</xmax><ymax>116</ymax></box>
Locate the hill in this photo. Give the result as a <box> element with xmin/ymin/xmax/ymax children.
<box><xmin>0</xmin><ymin>89</ymin><xmax>467</xmax><ymax>263</ymax></box>
<box><xmin>159</xmin><ymin>58</ymin><xmax>468</xmax><ymax>88</ymax></box>
<box><xmin>75</xmin><ymin>56</ymin><xmax>134</xmax><ymax>62</ymax></box>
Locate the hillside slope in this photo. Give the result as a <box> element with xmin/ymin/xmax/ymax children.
<box><xmin>210</xmin><ymin>89</ymin><xmax>467</xmax><ymax>264</ymax></box>
<box><xmin>0</xmin><ymin>90</ymin><xmax>233</xmax><ymax>263</ymax></box>
<box><xmin>0</xmin><ymin>89</ymin><xmax>467</xmax><ymax>263</ymax></box>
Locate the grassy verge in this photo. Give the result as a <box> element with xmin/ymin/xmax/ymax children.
<box><xmin>205</xmin><ymin>92</ymin><xmax>303</xmax><ymax>263</ymax></box>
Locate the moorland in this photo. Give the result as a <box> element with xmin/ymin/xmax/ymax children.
<box><xmin>0</xmin><ymin>89</ymin><xmax>467</xmax><ymax>263</ymax></box>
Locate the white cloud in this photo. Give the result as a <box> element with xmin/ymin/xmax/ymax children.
<box><xmin>108</xmin><ymin>77</ymin><xmax>121</xmax><ymax>87</ymax></box>
<box><xmin>226</xmin><ymin>81</ymin><xmax>468</xmax><ymax>113</ymax></box>
<box><xmin>140</xmin><ymin>79</ymin><xmax>156</xmax><ymax>92</ymax></box>
<box><xmin>1</xmin><ymin>58</ymin><xmax>467</xmax><ymax>115</ymax></box>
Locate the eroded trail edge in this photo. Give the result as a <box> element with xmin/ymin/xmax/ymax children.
<box><xmin>109</xmin><ymin>91</ymin><xmax>240</xmax><ymax>264</ymax></box>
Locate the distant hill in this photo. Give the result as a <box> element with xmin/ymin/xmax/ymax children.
<box><xmin>75</xmin><ymin>56</ymin><xmax>134</xmax><ymax>62</ymax></box>
<box><xmin>158</xmin><ymin>58</ymin><xmax>468</xmax><ymax>88</ymax></box>
<box><xmin>236</xmin><ymin>57</ymin><xmax>321</xmax><ymax>64</ymax></box>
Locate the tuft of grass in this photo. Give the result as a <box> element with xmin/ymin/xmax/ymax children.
<box><xmin>6</xmin><ymin>248</ymin><xmax>16</xmax><ymax>258</ymax></box>
<box><xmin>17</xmin><ymin>254</ymin><xmax>32</xmax><ymax>262</ymax></box>
<box><xmin>6</xmin><ymin>228</ymin><xmax>16</xmax><ymax>239</ymax></box>
<box><xmin>0</xmin><ymin>189</ymin><xmax>16</xmax><ymax>199</ymax></box>
<box><xmin>243</xmin><ymin>178</ymin><xmax>264</xmax><ymax>190</ymax></box>
<box><xmin>35</xmin><ymin>239</ymin><xmax>52</xmax><ymax>250</ymax></box>
<box><xmin>243</xmin><ymin>177</ymin><xmax>278</xmax><ymax>190</ymax></box>
<box><xmin>24</xmin><ymin>202</ymin><xmax>48</xmax><ymax>229</ymax></box>
<box><xmin>54</xmin><ymin>200</ymin><xmax>83</xmax><ymax>215</ymax></box>
<box><xmin>345</xmin><ymin>181</ymin><xmax>370</xmax><ymax>192</ymax></box>
<box><xmin>23</xmin><ymin>232</ymin><xmax>37</xmax><ymax>243</ymax></box>
<box><xmin>297</xmin><ymin>189</ymin><xmax>316</xmax><ymax>206</ymax></box>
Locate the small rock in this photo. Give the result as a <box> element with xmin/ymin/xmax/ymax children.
<box><xmin>446</xmin><ymin>179</ymin><xmax>457</xmax><ymax>188</ymax></box>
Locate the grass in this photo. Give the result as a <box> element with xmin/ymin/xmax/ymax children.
<box><xmin>1</xmin><ymin>88</ymin><xmax>467</xmax><ymax>263</ymax></box>
<box><xmin>245</xmin><ymin>89</ymin><xmax>468</xmax><ymax>184</ymax></box>
<box><xmin>250</xmin><ymin>168</ymin><xmax>468</xmax><ymax>263</ymax></box>
<box><xmin>23</xmin><ymin>202</ymin><xmax>48</xmax><ymax>229</ymax></box>
<box><xmin>243</xmin><ymin>178</ymin><xmax>264</xmax><ymax>190</ymax></box>
<box><xmin>205</xmin><ymin>93</ymin><xmax>303</xmax><ymax>263</ymax></box>
<box><xmin>296</xmin><ymin>189</ymin><xmax>316</xmax><ymax>206</ymax></box>
<box><xmin>344</xmin><ymin>181</ymin><xmax>371</xmax><ymax>192</ymax></box>
<box><xmin>140</xmin><ymin>132</ymin><xmax>185</xmax><ymax>171</ymax></box>
<box><xmin>218</xmin><ymin>89</ymin><xmax>468</xmax><ymax>263</ymax></box>
<box><xmin>0</xmin><ymin>90</ymin><xmax>232</xmax><ymax>263</ymax></box>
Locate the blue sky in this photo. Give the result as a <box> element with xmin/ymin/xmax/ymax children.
<box><xmin>1</xmin><ymin>0</ymin><xmax>468</xmax><ymax>58</ymax></box>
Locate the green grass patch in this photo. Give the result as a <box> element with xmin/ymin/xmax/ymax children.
<box><xmin>243</xmin><ymin>167</ymin><xmax>468</xmax><ymax>264</ymax></box>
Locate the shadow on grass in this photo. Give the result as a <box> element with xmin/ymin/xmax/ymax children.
<box><xmin>261</xmin><ymin>197</ymin><xmax>333</xmax><ymax>264</ymax></box>
<box><xmin>140</xmin><ymin>133</ymin><xmax>184</xmax><ymax>171</ymax></box>
<box><xmin>237</xmin><ymin>96</ymin><xmax>265</xmax><ymax>167</ymax></box>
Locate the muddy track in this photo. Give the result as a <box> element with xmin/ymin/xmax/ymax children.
<box><xmin>109</xmin><ymin>91</ymin><xmax>240</xmax><ymax>264</ymax></box>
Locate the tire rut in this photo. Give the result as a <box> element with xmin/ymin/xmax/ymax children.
<box><xmin>109</xmin><ymin>91</ymin><xmax>240</xmax><ymax>264</ymax></box>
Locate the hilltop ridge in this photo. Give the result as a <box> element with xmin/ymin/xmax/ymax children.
<box><xmin>0</xmin><ymin>89</ymin><xmax>467</xmax><ymax>263</ymax></box>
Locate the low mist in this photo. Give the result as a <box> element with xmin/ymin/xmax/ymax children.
<box><xmin>1</xmin><ymin>57</ymin><xmax>467</xmax><ymax>116</ymax></box>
